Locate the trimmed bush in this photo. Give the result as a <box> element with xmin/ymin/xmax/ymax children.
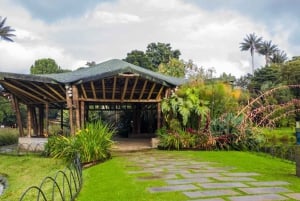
<box><xmin>45</xmin><ymin>120</ymin><xmax>115</xmax><ymax>164</ymax></box>
<box><xmin>0</xmin><ymin>128</ymin><xmax>18</xmax><ymax>146</ymax></box>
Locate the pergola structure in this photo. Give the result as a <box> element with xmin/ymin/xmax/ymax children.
<box><xmin>0</xmin><ymin>59</ymin><xmax>184</xmax><ymax>137</ymax></box>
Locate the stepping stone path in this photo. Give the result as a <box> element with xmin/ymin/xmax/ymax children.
<box><xmin>125</xmin><ymin>152</ymin><xmax>300</xmax><ymax>201</ymax></box>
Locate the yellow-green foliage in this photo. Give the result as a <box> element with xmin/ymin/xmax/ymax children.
<box><xmin>45</xmin><ymin>120</ymin><xmax>115</xmax><ymax>163</ymax></box>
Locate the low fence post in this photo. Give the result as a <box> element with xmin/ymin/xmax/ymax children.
<box><xmin>295</xmin><ymin>121</ymin><xmax>300</xmax><ymax>176</ymax></box>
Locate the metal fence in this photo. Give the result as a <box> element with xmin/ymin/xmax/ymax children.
<box><xmin>19</xmin><ymin>155</ymin><xmax>82</xmax><ymax>201</ymax></box>
<box><xmin>250</xmin><ymin>144</ymin><xmax>296</xmax><ymax>163</ymax></box>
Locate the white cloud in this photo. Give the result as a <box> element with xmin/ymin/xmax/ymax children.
<box><xmin>0</xmin><ymin>0</ymin><xmax>297</xmax><ymax>77</ymax></box>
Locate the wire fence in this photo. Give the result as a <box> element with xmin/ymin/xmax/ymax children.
<box><xmin>248</xmin><ymin>144</ymin><xmax>296</xmax><ymax>163</ymax></box>
<box><xmin>18</xmin><ymin>154</ymin><xmax>82</xmax><ymax>201</ymax></box>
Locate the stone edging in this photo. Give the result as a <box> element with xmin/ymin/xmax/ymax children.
<box><xmin>0</xmin><ymin>174</ymin><xmax>8</xmax><ymax>196</ymax></box>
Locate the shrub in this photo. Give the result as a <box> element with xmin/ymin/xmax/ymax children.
<box><xmin>156</xmin><ymin>127</ymin><xmax>205</xmax><ymax>150</ymax></box>
<box><xmin>0</xmin><ymin>128</ymin><xmax>18</xmax><ymax>146</ymax></box>
<box><xmin>45</xmin><ymin>120</ymin><xmax>115</xmax><ymax>164</ymax></box>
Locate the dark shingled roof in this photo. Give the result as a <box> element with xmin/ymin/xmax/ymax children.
<box><xmin>1</xmin><ymin>59</ymin><xmax>186</xmax><ymax>86</ymax></box>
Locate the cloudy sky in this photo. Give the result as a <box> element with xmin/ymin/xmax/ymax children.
<box><xmin>0</xmin><ymin>0</ymin><xmax>299</xmax><ymax>77</ymax></box>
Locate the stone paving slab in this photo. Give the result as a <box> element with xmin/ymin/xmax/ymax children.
<box><xmin>222</xmin><ymin>172</ymin><xmax>260</xmax><ymax>177</ymax></box>
<box><xmin>166</xmin><ymin>170</ymin><xmax>192</xmax><ymax>174</ymax></box>
<box><xmin>181</xmin><ymin>173</ymin><xmax>222</xmax><ymax>178</ymax></box>
<box><xmin>165</xmin><ymin>177</ymin><xmax>212</xmax><ymax>185</ymax></box>
<box><xmin>214</xmin><ymin>176</ymin><xmax>256</xmax><ymax>182</ymax></box>
<box><xmin>137</xmin><ymin>175</ymin><xmax>164</xmax><ymax>181</ymax></box>
<box><xmin>238</xmin><ymin>187</ymin><xmax>292</xmax><ymax>194</ymax></box>
<box><xmin>188</xmin><ymin>198</ymin><xmax>226</xmax><ymax>201</ymax></box>
<box><xmin>284</xmin><ymin>193</ymin><xmax>300</xmax><ymax>200</ymax></box>
<box><xmin>149</xmin><ymin>184</ymin><xmax>198</xmax><ymax>192</ymax></box>
<box><xmin>228</xmin><ymin>193</ymin><xmax>288</xmax><ymax>201</ymax></box>
<box><xmin>192</xmin><ymin>169</ymin><xmax>230</xmax><ymax>173</ymax></box>
<box><xmin>200</xmin><ymin>182</ymin><xmax>249</xmax><ymax>189</ymax></box>
<box><xmin>154</xmin><ymin>173</ymin><xmax>180</xmax><ymax>179</ymax></box>
<box><xmin>184</xmin><ymin>189</ymin><xmax>240</xmax><ymax>198</ymax></box>
<box><xmin>248</xmin><ymin>181</ymin><xmax>290</xmax><ymax>186</ymax></box>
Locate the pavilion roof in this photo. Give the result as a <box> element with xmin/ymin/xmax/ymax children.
<box><xmin>0</xmin><ymin>59</ymin><xmax>185</xmax><ymax>87</ymax></box>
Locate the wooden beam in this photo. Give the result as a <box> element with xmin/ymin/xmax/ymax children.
<box><xmin>139</xmin><ymin>80</ymin><xmax>148</xmax><ymax>100</ymax></box>
<box><xmin>45</xmin><ymin>83</ymin><xmax>65</xmax><ymax>100</ymax></box>
<box><xmin>130</xmin><ymin>77</ymin><xmax>139</xmax><ymax>99</ymax></box>
<box><xmin>81</xmin><ymin>83</ymin><xmax>87</xmax><ymax>99</ymax></box>
<box><xmin>112</xmin><ymin>76</ymin><xmax>117</xmax><ymax>99</ymax></box>
<box><xmin>58</xmin><ymin>84</ymin><xmax>65</xmax><ymax>93</ymax></box>
<box><xmin>102</xmin><ymin>79</ymin><xmax>106</xmax><ymax>99</ymax></box>
<box><xmin>156</xmin><ymin>86</ymin><xmax>164</xmax><ymax>100</ymax></box>
<box><xmin>147</xmin><ymin>83</ymin><xmax>156</xmax><ymax>100</ymax></box>
<box><xmin>2</xmin><ymin>81</ymin><xmax>47</xmax><ymax>103</ymax></box>
<box><xmin>91</xmin><ymin>81</ymin><xmax>97</xmax><ymax>98</ymax></box>
<box><xmin>81</xmin><ymin>98</ymin><xmax>161</xmax><ymax>103</ymax></box>
<box><xmin>31</xmin><ymin>82</ymin><xmax>60</xmax><ymax>101</ymax></box>
<box><xmin>121</xmin><ymin>77</ymin><xmax>129</xmax><ymax>101</ymax></box>
<box><xmin>8</xmin><ymin>79</ymin><xmax>53</xmax><ymax>102</ymax></box>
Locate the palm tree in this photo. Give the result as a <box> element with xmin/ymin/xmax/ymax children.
<box><xmin>240</xmin><ymin>33</ymin><xmax>263</xmax><ymax>74</ymax></box>
<box><xmin>258</xmin><ymin>40</ymin><xmax>278</xmax><ymax>66</ymax></box>
<box><xmin>0</xmin><ymin>16</ymin><xmax>15</xmax><ymax>42</ymax></box>
<box><xmin>271</xmin><ymin>50</ymin><xmax>288</xmax><ymax>64</ymax></box>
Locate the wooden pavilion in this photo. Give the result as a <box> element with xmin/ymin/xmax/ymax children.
<box><xmin>0</xmin><ymin>59</ymin><xmax>184</xmax><ymax>137</ymax></box>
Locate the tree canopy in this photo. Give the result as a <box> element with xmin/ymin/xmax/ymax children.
<box><xmin>124</xmin><ymin>42</ymin><xmax>181</xmax><ymax>72</ymax></box>
<box><xmin>0</xmin><ymin>16</ymin><xmax>15</xmax><ymax>42</ymax></box>
<box><xmin>30</xmin><ymin>58</ymin><xmax>70</xmax><ymax>74</ymax></box>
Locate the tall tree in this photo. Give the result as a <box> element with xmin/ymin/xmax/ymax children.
<box><xmin>30</xmin><ymin>58</ymin><xmax>64</xmax><ymax>74</ymax></box>
<box><xmin>0</xmin><ymin>16</ymin><xmax>15</xmax><ymax>42</ymax></box>
<box><xmin>240</xmin><ymin>33</ymin><xmax>263</xmax><ymax>74</ymax></box>
<box><xmin>271</xmin><ymin>50</ymin><xmax>288</xmax><ymax>64</ymax></box>
<box><xmin>158</xmin><ymin>58</ymin><xmax>185</xmax><ymax>78</ymax></box>
<box><xmin>123</xmin><ymin>50</ymin><xmax>152</xmax><ymax>69</ymax></box>
<box><xmin>258</xmin><ymin>40</ymin><xmax>278</xmax><ymax>66</ymax></box>
<box><xmin>146</xmin><ymin>42</ymin><xmax>181</xmax><ymax>71</ymax></box>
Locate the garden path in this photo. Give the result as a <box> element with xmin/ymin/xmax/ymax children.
<box><xmin>124</xmin><ymin>151</ymin><xmax>300</xmax><ymax>201</ymax></box>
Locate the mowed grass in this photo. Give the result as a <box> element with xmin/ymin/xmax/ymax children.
<box><xmin>77</xmin><ymin>150</ymin><xmax>300</xmax><ymax>201</ymax></box>
<box><xmin>0</xmin><ymin>154</ymin><xmax>64</xmax><ymax>201</ymax></box>
<box><xmin>77</xmin><ymin>153</ymin><xmax>186</xmax><ymax>201</ymax></box>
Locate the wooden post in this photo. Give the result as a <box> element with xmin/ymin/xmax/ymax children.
<box><xmin>38</xmin><ymin>105</ymin><xmax>44</xmax><ymax>136</ymax></box>
<box><xmin>72</xmin><ymin>85</ymin><xmax>81</xmax><ymax>131</ymax></box>
<box><xmin>157</xmin><ymin>102</ymin><xmax>161</xmax><ymax>129</ymax></box>
<box><xmin>136</xmin><ymin>104</ymin><xmax>141</xmax><ymax>135</ymax></box>
<box><xmin>66</xmin><ymin>84</ymin><xmax>74</xmax><ymax>135</ymax></box>
<box><xmin>12</xmin><ymin>95</ymin><xmax>24</xmax><ymax>137</ymax></box>
<box><xmin>45</xmin><ymin>103</ymin><xmax>49</xmax><ymax>136</ymax></box>
<box><xmin>32</xmin><ymin>106</ymin><xmax>38</xmax><ymax>135</ymax></box>
<box><xmin>60</xmin><ymin>107</ymin><xmax>64</xmax><ymax>130</ymax></box>
<box><xmin>80</xmin><ymin>101</ymin><xmax>85</xmax><ymax>128</ymax></box>
<box><xmin>27</xmin><ymin>105</ymin><xmax>32</xmax><ymax>137</ymax></box>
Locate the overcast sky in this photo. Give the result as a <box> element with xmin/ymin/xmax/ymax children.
<box><xmin>0</xmin><ymin>0</ymin><xmax>299</xmax><ymax>77</ymax></box>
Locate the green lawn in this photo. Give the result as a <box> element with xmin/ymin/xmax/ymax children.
<box><xmin>77</xmin><ymin>150</ymin><xmax>300</xmax><ymax>201</ymax></box>
<box><xmin>2</xmin><ymin>150</ymin><xmax>300</xmax><ymax>201</ymax></box>
<box><xmin>0</xmin><ymin>154</ymin><xmax>64</xmax><ymax>201</ymax></box>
